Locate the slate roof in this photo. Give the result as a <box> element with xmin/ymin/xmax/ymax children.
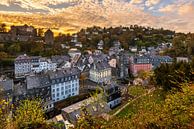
<box><xmin>75</xmin><ymin>55</ymin><xmax>89</xmax><ymax>67</ymax></box>
<box><xmin>48</xmin><ymin>68</ymin><xmax>80</xmax><ymax>80</ymax></box>
<box><xmin>26</xmin><ymin>68</ymin><xmax>80</xmax><ymax>89</ymax></box>
<box><xmin>0</xmin><ymin>79</ymin><xmax>13</xmax><ymax>92</ymax></box>
<box><xmin>51</xmin><ymin>55</ymin><xmax>70</xmax><ymax>64</ymax></box>
<box><xmin>92</xmin><ymin>53</ymin><xmax>109</xmax><ymax>62</ymax></box>
<box><xmin>91</xmin><ymin>61</ymin><xmax>111</xmax><ymax>71</ymax></box>
<box><xmin>62</xmin><ymin>95</ymin><xmax>111</xmax><ymax>124</ymax></box>
<box><xmin>26</xmin><ymin>74</ymin><xmax>50</xmax><ymax>89</ymax></box>
<box><xmin>131</xmin><ymin>55</ymin><xmax>173</xmax><ymax>66</ymax></box>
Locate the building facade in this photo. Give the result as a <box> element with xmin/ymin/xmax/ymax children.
<box><xmin>15</xmin><ymin>54</ymin><xmax>57</xmax><ymax>78</ymax></box>
<box><xmin>89</xmin><ymin>61</ymin><xmax>111</xmax><ymax>84</ymax></box>
<box><xmin>0</xmin><ymin>79</ymin><xmax>14</xmax><ymax>101</ymax></box>
<box><xmin>103</xmin><ymin>83</ymin><xmax>121</xmax><ymax>108</ymax></box>
<box><xmin>129</xmin><ymin>56</ymin><xmax>152</xmax><ymax>76</ymax></box>
<box><xmin>14</xmin><ymin>54</ymin><xmax>32</xmax><ymax>78</ymax></box>
<box><xmin>49</xmin><ymin>68</ymin><xmax>80</xmax><ymax>103</ymax></box>
<box><xmin>10</xmin><ymin>25</ymin><xmax>37</xmax><ymax>42</ymax></box>
<box><xmin>26</xmin><ymin>75</ymin><xmax>54</xmax><ymax>112</ymax></box>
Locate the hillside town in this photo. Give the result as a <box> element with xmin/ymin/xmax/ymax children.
<box><xmin>1</xmin><ymin>24</ymin><xmax>193</xmax><ymax>128</ymax></box>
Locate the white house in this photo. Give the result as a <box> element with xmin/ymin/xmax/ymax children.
<box><xmin>89</xmin><ymin>61</ymin><xmax>111</xmax><ymax>84</ymax></box>
<box><xmin>15</xmin><ymin>54</ymin><xmax>57</xmax><ymax>78</ymax></box>
<box><xmin>49</xmin><ymin>68</ymin><xmax>80</xmax><ymax>103</ymax></box>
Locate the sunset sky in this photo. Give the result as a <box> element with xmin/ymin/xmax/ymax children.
<box><xmin>0</xmin><ymin>0</ymin><xmax>194</xmax><ymax>33</ymax></box>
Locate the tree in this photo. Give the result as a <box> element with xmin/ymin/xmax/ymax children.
<box><xmin>154</xmin><ymin>62</ymin><xmax>192</xmax><ymax>91</ymax></box>
<box><xmin>0</xmin><ymin>99</ymin><xmax>13</xmax><ymax>129</ymax></box>
<box><xmin>130</xmin><ymin>84</ymin><xmax>194</xmax><ymax>129</ymax></box>
<box><xmin>7</xmin><ymin>43</ymin><xmax>21</xmax><ymax>55</ymax></box>
<box><xmin>30</xmin><ymin>42</ymin><xmax>44</xmax><ymax>56</ymax></box>
<box><xmin>0</xmin><ymin>52</ymin><xmax>8</xmax><ymax>60</ymax></box>
<box><xmin>14</xmin><ymin>99</ymin><xmax>46</xmax><ymax>129</ymax></box>
<box><xmin>0</xmin><ymin>23</ymin><xmax>6</xmax><ymax>32</ymax></box>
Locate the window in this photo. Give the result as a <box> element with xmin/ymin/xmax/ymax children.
<box><xmin>75</xmin><ymin>87</ymin><xmax>78</xmax><ymax>91</ymax></box>
<box><xmin>69</xmin><ymin>89</ymin><xmax>71</xmax><ymax>92</ymax></box>
<box><xmin>72</xmin><ymin>84</ymin><xmax>74</xmax><ymax>87</ymax></box>
<box><xmin>61</xmin><ymin>87</ymin><xmax>64</xmax><ymax>91</ymax></box>
<box><xmin>57</xmin><ymin>88</ymin><xmax>59</xmax><ymax>91</ymax></box>
<box><xmin>72</xmin><ymin>88</ymin><xmax>74</xmax><ymax>92</ymax></box>
<box><xmin>52</xmin><ymin>94</ymin><xmax>55</xmax><ymax>98</ymax></box>
<box><xmin>65</xmin><ymin>90</ymin><xmax>68</xmax><ymax>94</ymax></box>
<box><xmin>57</xmin><ymin>93</ymin><xmax>59</xmax><ymax>97</ymax></box>
<box><xmin>52</xmin><ymin>89</ymin><xmax>55</xmax><ymax>92</ymax></box>
<box><xmin>61</xmin><ymin>91</ymin><xmax>64</xmax><ymax>95</ymax></box>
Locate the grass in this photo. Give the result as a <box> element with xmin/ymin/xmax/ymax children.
<box><xmin>116</xmin><ymin>88</ymin><xmax>165</xmax><ymax>118</ymax></box>
<box><xmin>128</xmin><ymin>86</ymin><xmax>147</xmax><ymax>97</ymax></box>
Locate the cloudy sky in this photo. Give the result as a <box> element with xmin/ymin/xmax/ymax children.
<box><xmin>0</xmin><ymin>0</ymin><xmax>194</xmax><ymax>33</ymax></box>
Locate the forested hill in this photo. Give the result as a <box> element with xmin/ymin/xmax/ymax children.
<box><xmin>55</xmin><ymin>25</ymin><xmax>175</xmax><ymax>51</ymax></box>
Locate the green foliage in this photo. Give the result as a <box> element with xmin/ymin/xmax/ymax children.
<box><xmin>128</xmin><ymin>86</ymin><xmax>147</xmax><ymax>97</ymax></box>
<box><xmin>117</xmin><ymin>89</ymin><xmax>165</xmax><ymax>118</ymax></box>
<box><xmin>130</xmin><ymin>84</ymin><xmax>194</xmax><ymax>129</ymax></box>
<box><xmin>7</xmin><ymin>43</ymin><xmax>21</xmax><ymax>54</ymax></box>
<box><xmin>102</xmin><ymin>85</ymin><xmax>194</xmax><ymax>129</ymax></box>
<box><xmin>0</xmin><ymin>99</ymin><xmax>13</xmax><ymax>129</ymax></box>
<box><xmin>14</xmin><ymin>99</ymin><xmax>46</xmax><ymax>129</ymax></box>
<box><xmin>165</xmin><ymin>33</ymin><xmax>194</xmax><ymax>57</ymax></box>
<box><xmin>154</xmin><ymin>62</ymin><xmax>192</xmax><ymax>91</ymax></box>
<box><xmin>0</xmin><ymin>23</ymin><xmax>6</xmax><ymax>32</ymax></box>
<box><xmin>0</xmin><ymin>52</ymin><xmax>8</xmax><ymax>59</ymax></box>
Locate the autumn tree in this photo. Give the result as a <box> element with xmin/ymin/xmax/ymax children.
<box><xmin>0</xmin><ymin>23</ymin><xmax>6</xmax><ymax>32</ymax></box>
<box><xmin>131</xmin><ymin>84</ymin><xmax>194</xmax><ymax>129</ymax></box>
<box><xmin>14</xmin><ymin>99</ymin><xmax>46</xmax><ymax>129</ymax></box>
<box><xmin>7</xmin><ymin>43</ymin><xmax>21</xmax><ymax>55</ymax></box>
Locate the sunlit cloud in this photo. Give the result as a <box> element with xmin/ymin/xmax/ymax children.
<box><xmin>0</xmin><ymin>0</ymin><xmax>193</xmax><ymax>33</ymax></box>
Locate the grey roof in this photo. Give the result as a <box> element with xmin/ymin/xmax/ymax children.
<box><xmin>91</xmin><ymin>61</ymin><xmax>111</xmax><ymax>71</ymax></box>
<box><xmin>92</xmin><ymin>53</ymin><xmax>109</xmax><ymax>62</ymax></box>
<box><xmin>26</xmin><ymin>75</ymin><xmax>50</xmax><ymax>89</ymax></box>
<box><xmin>48</xmin><ymin>68</ymin><xmax>80</xmax><ymax>80</ymax></box>
<box><xmin>62</xmin><ymin>95</ymin><xmax>111</xmax><ymax>124</ymax></box>
<box><xmin>51</xmin><ymin>55</ymin><xmax>70</xmax><ymax>64</ymax></box>
<box><xmin>15</xmin><ymin>54</ymin><xmax>30</xmax><ymax>61</ymax></box>
<box><xmin>132</xmin><ymin>55</ymin><xmax>173</xmax><ymax>65</ymax></box>
<box><xmin>26</xmin><ymin>68</ymin><xmax>80</xmax><ymax>89</ymax></box>
<box><xmin>76</xmin><ymin>55</ymin><xmax>89</xmax><ymax>67</ymax></box>
<box><xmin>0</xmin><ymin>79</ymin><xmax>13</xmax><ymax>91</ymax></box>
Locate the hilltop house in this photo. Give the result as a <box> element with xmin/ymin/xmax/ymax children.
<box><xmin>10</xmin><ymin>25</ymin><xmax>37</xmax><ymax>42</ymax></box>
